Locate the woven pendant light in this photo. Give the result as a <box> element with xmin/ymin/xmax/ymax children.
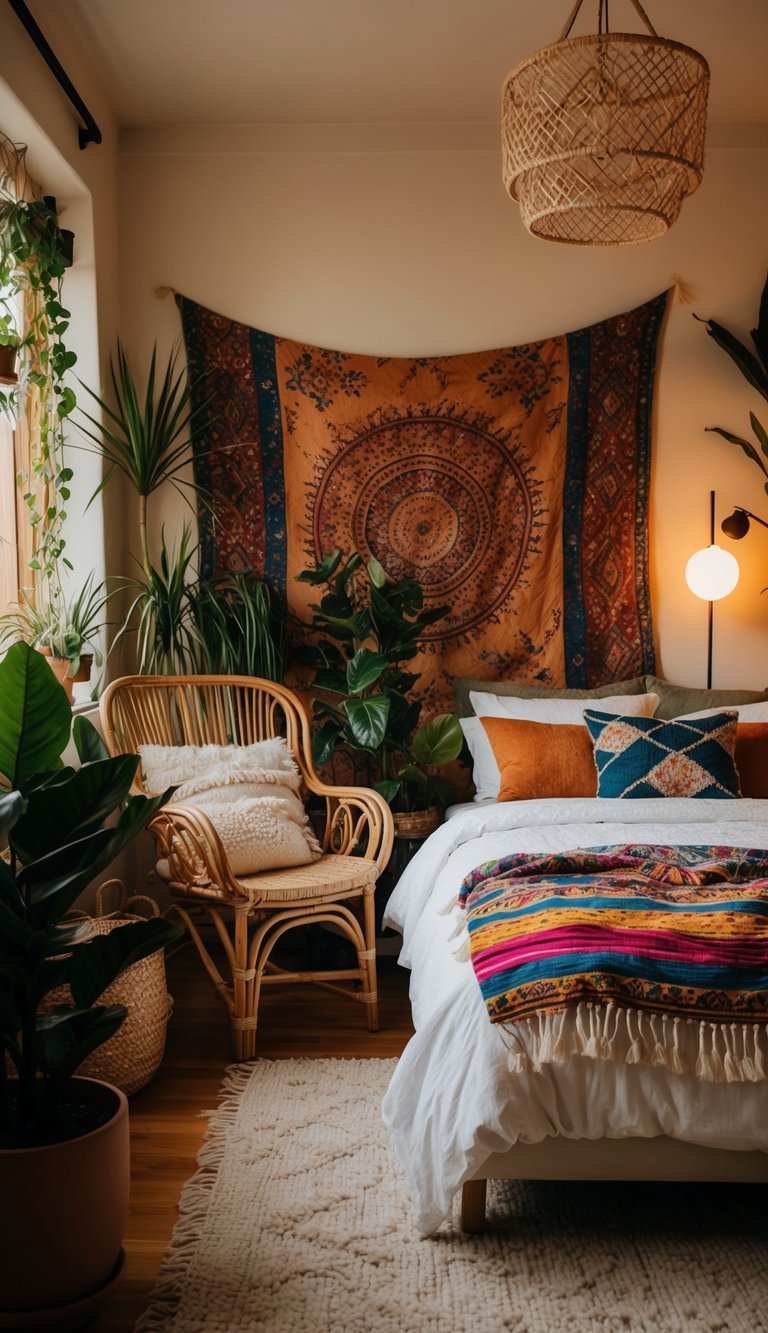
<box><xmin>501</xmin><ymin>0</ymin><xmax>710</xmax><ymax>246</ymax></box>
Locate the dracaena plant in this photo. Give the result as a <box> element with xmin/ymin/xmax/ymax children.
<box><xmin>0</xmin><ymin>641</ymin><xmax>179</xmax><ymax>1147</ymax></box>
<box><xmin>295</xmin><ymin>549</ymin><xmax>462</xmax><ymax>812</ymax></box>
<box><xmin>698</xmin><ymin>271</ymin><xmax>768</xmax><ymax>492</ymax></box>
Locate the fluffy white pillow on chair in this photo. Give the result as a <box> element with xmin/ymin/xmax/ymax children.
<box><xmin>139</xmin><ymin>739</ymin><xmax>322</xmax><ymax>875</ymax></box>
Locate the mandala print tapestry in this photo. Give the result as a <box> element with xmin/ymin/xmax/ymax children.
<box><xmin>178</xmin><ymin>292</ymin><xmax>666</xmax><ymax>716</ymax></box>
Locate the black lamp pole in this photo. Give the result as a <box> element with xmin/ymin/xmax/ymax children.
<box><xmin>706</xmin><ymin>489</ymin><xmax>714</xmax><ymax>690</ymax></box>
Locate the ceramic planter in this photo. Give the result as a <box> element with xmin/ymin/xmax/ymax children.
<box><xmin>0</xmin><ymin>344</ymin><xmax>18</xmax><ymax>385</ymax></box>
<box><xmin>0</xmin><ymin>1077</ymin><xmax>129</xmax><ymax>1329</ymax></box>
<box><xmin>36</xmin><ymin>647</ymin><xmax>93</xmax><ymax>703</ymax></box>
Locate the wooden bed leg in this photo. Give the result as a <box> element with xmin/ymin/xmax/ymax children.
<box><xmin>460</xmin><ymin>1179</ymin><xmax>487</xmax><ymax>1234</ymax></box>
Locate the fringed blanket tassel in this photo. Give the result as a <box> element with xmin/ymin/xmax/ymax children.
<box><xmin>504</xmin><ymin>1004</ymin><xmax>768</xmax><ymax>1085</ymax></box>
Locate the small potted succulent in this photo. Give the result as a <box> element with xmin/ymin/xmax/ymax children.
<box><xmin>0</xmin><ymin>641</ymin><xmax>178</xmax><ymax>1325</ymax></box>
<box><xmin>0</xmin><ymin>572</ymin><xmax>115</xmax><ymax>699</ymax></box>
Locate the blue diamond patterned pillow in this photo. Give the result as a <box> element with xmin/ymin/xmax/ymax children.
<box><xmin>583</xmin><ymin>709</ymin><xmax>741</xmax><ymax>799</ymax></box>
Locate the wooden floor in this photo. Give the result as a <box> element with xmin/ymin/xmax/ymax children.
<box><xmin>96</xmin><ymin>939</ymin><xmax>414</xmax><ymax>1332</ymax></box>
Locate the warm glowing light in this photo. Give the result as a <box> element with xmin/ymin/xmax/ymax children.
<box><xmin>685</xmin><ymin>544</ymin><xmax>740</xmax><ymax>601</ymax></box>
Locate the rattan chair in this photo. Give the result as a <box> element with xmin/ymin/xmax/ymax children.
<box><xmin>100</xmin><ymin>675</ymin><xmax>394</xmax><ymax>1059</ymax></box>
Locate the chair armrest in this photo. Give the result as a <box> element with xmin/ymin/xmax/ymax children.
<box><xmin>148</xmin><ymin>802</ymin><xmax>248</xmax><ymax>901</ymax></box>
<box><xmin>309</xmin><ymin>782</ymin><xmax>394</xmax><ymax>874</ymax></box>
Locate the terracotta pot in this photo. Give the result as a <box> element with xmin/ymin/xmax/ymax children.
<box><xmin>0</xmin><ymin>1077</ymin><xmax>129</xmax><ymax>1327</ymax></box>
<box><xmin>0</xmin><ymin>344</ymin><xmax>18</xmax><ymax>385</ymax></box>
<box><xmin>36</xmin><ymin>648</ymin><xmax>93</xmax><ymax>703</ymax></box>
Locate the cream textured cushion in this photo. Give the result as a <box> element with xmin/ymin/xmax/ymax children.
<box><xmin>139</xmin><ymin>740</ymin><xmax>321</xmax><ymax>875</ymax></box>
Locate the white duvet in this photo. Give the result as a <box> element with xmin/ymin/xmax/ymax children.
<box><xmin>381</xmin><ymin>797</ymin><xmax>768</xmax><ymax>1234</ymax></box>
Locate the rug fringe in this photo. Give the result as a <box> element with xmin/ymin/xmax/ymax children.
<box><xmin>504</xmin><ymin>1004</ymin><xmax>768</xmax><ymax>1084</ymax></box>
<box><xmin>133</xmin><ymin>1061</ymin><xmax>257</xmax><ymax>1332</ymax></box>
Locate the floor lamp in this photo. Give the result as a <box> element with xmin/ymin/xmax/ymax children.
<box><xmin>685</xmin><ymin>491</ymin><xmax>740</xmax><ymax>689</ymax></box>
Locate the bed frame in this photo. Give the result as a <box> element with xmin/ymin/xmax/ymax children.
<box><xmin>460</xmin><ymin>1138</ymin><xmax>768</xmax><ymax>1233</ymax></box>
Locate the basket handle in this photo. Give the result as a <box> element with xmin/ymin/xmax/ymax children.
<box><xmin>559</xmin><ymin>0</ymin><xmax>657</xmax><ymax>41</ymax></box>
<box><xmin>95</xmin><ymin>879</ymin><xmax>160</xmax><ymax>919</ymax></box>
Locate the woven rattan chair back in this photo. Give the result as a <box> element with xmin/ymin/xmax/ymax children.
<box><xmin>100</xmin><ymin>674</ymin><xmax>393</xmax><ymax>1059</ymax></box>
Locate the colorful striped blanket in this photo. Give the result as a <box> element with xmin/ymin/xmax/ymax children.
<box><xmin>459</xmin><ymin>843</ymin><xmax>768</xmax><ymax>1083</ymax></box>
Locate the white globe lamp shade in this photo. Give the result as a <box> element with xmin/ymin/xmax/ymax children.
<box><xmin>685</xmin><ymin>544</ymin><xmax>740</xmax><ymax>601</ymax></box>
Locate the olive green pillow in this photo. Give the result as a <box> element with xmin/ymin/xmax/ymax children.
<box><xmin>452</xmin><ymin>675</ymin><xmax>648</xmax><ymax>719</ymax></box>
<box><xmin>644</xmin><ymin>675</ymin><xmax>768</xmax><ymax>721</ymax></box>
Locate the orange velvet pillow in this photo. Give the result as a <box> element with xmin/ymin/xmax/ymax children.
<box><xmin>735</xmin><ymin>723</ymin><xmax>768</xmax><ymax>798</ymax></box>
<box><xmin>480</xmin><ymin>717</ymin><xmax>597</xmax><ymax>802</ymax></box>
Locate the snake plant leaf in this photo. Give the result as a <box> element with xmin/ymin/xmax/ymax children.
<box><xmin>705</xmin><ymin>426</ymin><xmax>768</xmax><ymax>475</ymax></box>
<box><xmin>702</xmin><ymin>316</ymin><xmax>768</xmax><ymax>400</ymax></box>
<box><xmin>411</xmin><ymin>714</ymin><xmax>464</xmax><ymax>766</ymax></box>
<box><xmin>751</xmin><ymin>271</ymin><xmax>768</xmax><ymax>368</ymax></box>
<box><xmin>343</xmin><ymin>696</ymin><xmax>390</xmax><ymax>750</ymax></box>
<box><xmin>0</xmin><ymin>642</ymin><xmax>71</xmax><ymax>788</ymax></box>
<box><xmin>346</xmin><ymin>649</ymin><xmax>388</xmax><ymax>695</ymax></box>
<box><xmin>750</xmin><ymin>411</ymin><xmax>768</xmax><ymax>458</ymax></box>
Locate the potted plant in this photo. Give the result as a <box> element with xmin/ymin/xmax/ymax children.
<box><xmin>0</xmin><ymin>641</ymin><xmax>178</xmax><ymax>1325</ymax></box>
<box><xmin>0</xmin><ymin>332</ymin><xmax>21</xmax><ymax>384</ymax></box>
<box><xmin>0</xmin><ymin>572</ymin><xmax>115</xmax><ymax>700</ymax></box>
<box><xmin>295</xmin><ymin>548</ymin><xmax>463</xmax><ymax>836</ymax></box>
<box><xmin>77</xmin><ymin>342</ymin><xmax>285</xmax><ymax>678</ymax></box>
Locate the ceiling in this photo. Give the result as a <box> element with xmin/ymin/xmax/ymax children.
<box><xmin>50</xmin><ymin>0</ymin><xmax>768</xmax><ymax>130</ymax></box>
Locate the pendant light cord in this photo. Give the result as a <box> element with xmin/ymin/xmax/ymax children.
<box><xmin>559</xmin><ymin>0</ymin><xmax>658</xmax><ymax>41</ymax></box>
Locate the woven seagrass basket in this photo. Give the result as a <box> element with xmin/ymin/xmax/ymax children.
<box><xmin>47</xmin><ymin>879</ymin><xmax>172</xmax><ymax>1096</ymax></box>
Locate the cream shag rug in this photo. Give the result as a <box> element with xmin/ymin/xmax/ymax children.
<box><xmin>136</xmin><ymin>1058</ymin><xmax>768</xmax><ymax>1333</ymax></box>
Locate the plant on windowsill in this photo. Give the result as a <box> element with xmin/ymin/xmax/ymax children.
<box><xmin>0</xmin><ymin>641</ymin><xmax>179</xmax><ymax>1323</ymax></box>
<box><xmin>0</xmin><ymin>571</ymin><xmax>116</xmax><ymax>701</ymax></box>
<box><xmin>294</xmin><ymin>547</ymin><xmax>463</xmax><ymax>835</ymax></box>
<box><xmin>76</xmin><ymin>343</ymin><xmax>285</xmax><ymax>678</ymax></box>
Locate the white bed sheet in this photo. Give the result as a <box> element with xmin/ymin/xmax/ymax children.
<box><xmin>381</xmin><ymin>797</ymin><xmax>768</xmax><ymax>1234</ymax></box>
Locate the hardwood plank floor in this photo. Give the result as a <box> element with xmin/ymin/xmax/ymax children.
<box><xmin>95</xmin><ymin>938</ymin><xmax>414</xmax><ymax>1331</ymax></box>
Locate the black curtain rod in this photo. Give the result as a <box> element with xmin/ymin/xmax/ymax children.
<box><xmin>7</xmin><ymin>0</ymin><xmax>102</xmax><ymax>149</ymax></box>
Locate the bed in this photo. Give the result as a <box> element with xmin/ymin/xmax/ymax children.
<box><xmin>381</xmin><ymin>795</ymin><xmax>768</xmax><ymax>1236</ymax></box>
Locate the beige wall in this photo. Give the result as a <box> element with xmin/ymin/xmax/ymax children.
<box><xmin>117</xmin><ymin>125</ymin><xmax>768</xmax><ymax>691</ymax></box>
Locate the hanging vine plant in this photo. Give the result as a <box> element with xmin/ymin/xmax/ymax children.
<box><xmin>0</xmin><ymin>194</ymin><xmax>77</xmax><ymax>594</ymax></box>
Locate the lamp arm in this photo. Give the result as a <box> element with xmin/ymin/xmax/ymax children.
<box><xmin>735</xmin><ymin>507</ymin><xmax>768</xmax><ymax>531</ymax></box>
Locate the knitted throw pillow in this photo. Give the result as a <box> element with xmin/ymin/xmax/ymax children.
<box><xmin>583</xmin><ymin>710</ymin><xmax>741</xmax><ymax>799</ymax></box>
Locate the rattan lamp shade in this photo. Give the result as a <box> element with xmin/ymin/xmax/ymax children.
<box><xmin>502</xmin><ymin>30</ymin><xmax>709</xmax><ymax>246</ymax></box>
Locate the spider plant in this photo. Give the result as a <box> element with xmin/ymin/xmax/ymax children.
<box><xmin>114</xmin><ymin>525</ymin><xmax>198</xmax><ymax>675</ymax></box>
<box><xmin>0</xmin><ymin>572</ymin><xmax>115</xmax><ymax>677</ymax></box>
<box><xmin>188</xmin><ymin>570</ymin><xmax>285</xmax><ymax>680</ymax></box>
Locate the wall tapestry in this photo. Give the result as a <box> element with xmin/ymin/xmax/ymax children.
<box><xmin>178</xmin><ymin>292</ymin><xmax>667</xmax><ymax>716</ymax></box>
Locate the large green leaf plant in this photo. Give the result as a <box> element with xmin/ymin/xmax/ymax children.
<box><xmin>295</xmin><ymin>549</ymin><xmax>462</xmax><ymax>812</ymax></box>
<box><xmin>699</xmin><ymin>271</ymin><xmax>768</xmax><ymax>492</ymax></box>
<box><xmin>0</xmin><ymin>642</ymin><xmax>178</xmax><ymax>1147</ymax></box>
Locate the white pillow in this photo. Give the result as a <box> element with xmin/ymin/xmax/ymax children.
<box><xmin>462</xmin><ymin>692</ymin><xmax>659</xmax><ymax>801</ymax></box>
<box><xmin>460</xmin><ymin>716</ymin><xmax>501</xmax><ymax>802</ymax></box>
<box><xmin>676</xmin><ymin>702</ymin><xmax>768</xmax><ymax>722</ymax></box>
<box><xmin>468</xmin><ymin>689</ymin><xmax>659</xmax><ymax>724</ymax></box>
<box><xmin>138</xmin><ymin>739</ymin><xmax>321</xmax><ymax>875</ymax></box>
